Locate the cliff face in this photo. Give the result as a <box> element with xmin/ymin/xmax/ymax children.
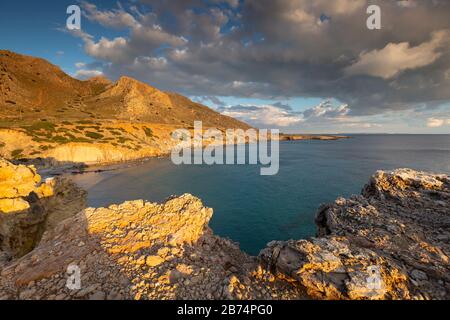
<box><xmin>0</xmin><ymin>193</ymin><xmax>302</xmax><ymax>300</ymax></box>
<box><xmin>0</xmin><ymin>158</ymin><xmax>41</xmax><ymax>213</ymax></box>
<box><xmin>0</xmin><ymin>121</ymin><xmax>247</xmax><ymax>165</ymax></box>
<box><xmin>260</xmin><ymin>169</ymin><xmax>450</xmax><ymax>300</ymax></box>
<box><xmin>0</xmin><ymin>122</ymin><xmax>177</xmax><ymax>164</ymax></box>
<box><xmin>0</xmin><ymin>163</ymin><xmax>448</xmax><ymax>300</ymax></box>
<box><xmin>0</xmin><ymin>159</ymin><xmax>86</xmax><ymax>259</ymax></box>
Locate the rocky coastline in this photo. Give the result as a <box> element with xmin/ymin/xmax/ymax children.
<box><xmin>278</xmin><ymin>134</ymin><xmax>350</xmax><ymax>141</ymax></box>
<box><xmin>0</xmin><ymin>158</ymin><xmax>448</xmax><ymax>300</ymax></box>
<box><xmin>2</xmin><ymin>130</ymin><xmax>350</xmax><ymax>178</ymax></box>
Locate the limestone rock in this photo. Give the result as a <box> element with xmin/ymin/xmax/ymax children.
<box><xmin>0</xmin><ymin>158</ymin><xmax>86</xmax><ymax>257</ymax></box>
<box><xmin>0</xmin><ymin>198</ymin><xmax>30</xmax><ymax>213</ymax></box>
<box><xmin>0</xmin><ymin>158</ymin><xmax>40</xmax><ymax>199</ymax></box>
<box><xmin>260</xmin><ymin>169</ymin><xmax>450</xmax><ymax>300</ymax></box>
<box><xmin>1</xmin><ymin>167</ymin><xmax>448</xmax><ymax>300</ymax></box>
<box><xmin>146</xmin><ymin>256</ymin><xmax>164</xmax><ymax>267</ymax></box>
<box><xmin>0</xmin><ymin>190</ymin><xmax>299</xmax><ymax>300</ymax></box>
<box><xmin>89</xmin><ymin>291</ymin><xmax>106</xmax><ymax>300</ymax></box>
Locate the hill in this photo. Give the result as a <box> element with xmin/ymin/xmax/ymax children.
<box><xmin>0</xmin><ymin>50</ymin><xmax>250</xmax><ymax>163</ymax></box>
<box><xmin>0</xmin><ymin>50</ymin><xmax>249</xmax><ymax>129</ymax></box>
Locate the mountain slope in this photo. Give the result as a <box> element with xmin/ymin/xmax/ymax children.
<box><xmin>0</xmin><ymin>51</ymin><xmax>107</xmax><ymax>120</ymax></box>
<box><xmin>0</xmin><ymin>50</ymin><xmax>251</xmax><ymax>163</ymax></box>
<box><xmin>0</xmin><ymin>50</ymin><xmax>250</xmax><ymax>130</ymax></box>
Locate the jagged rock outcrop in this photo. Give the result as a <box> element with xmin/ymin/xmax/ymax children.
<box><xmin>0</xmin><ymin>167</ymin><xmax>448</xmax><ymax>300</ymax></box>
<box><xmin>43</xmin><ymin>143</ymin><xmax>162</xmax><ymax>165</ymax></box>
<box><xmin>0</xmin><ymin>194</ymin><xmax>302</xmax><ymax>300</ymax></box>
<box><xmin>0</xmin><ymin>158</ymin><xmax>86</xmax><ymax>259</ymax></box>
<box><xmin>260</xmin><ymin>169</ymin><xmax>450</xmax><ymax>300</ymax></box>
<box><xmin>0</xmin><ymin>158</ymin><xmax>41</xmax><ymax>213</ymax></box>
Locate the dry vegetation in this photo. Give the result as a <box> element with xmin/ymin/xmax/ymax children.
<box><xmin>0</xmin><ymin>50</ymin><xmax>250</xmax><ymax>162</ymax></box>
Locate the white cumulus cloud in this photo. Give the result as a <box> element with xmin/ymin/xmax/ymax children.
<box><xmin>345</xmin><ymin>30</ymin><xmax>450</xmax><ymax>79</ymax></box>
<box><xmin>426</xmin><ymin>117</ymin><xmax>450</xmax><ymax>128</ymax></box>
<box><xmin>74</xmin><ymin>69</ymin><xmax>104</xmax><ymax>80</ymax></box>
<box><xmin>221</xmin><ymin>104</ymin><xmax>303</xmax><ymax>127</ymax></box>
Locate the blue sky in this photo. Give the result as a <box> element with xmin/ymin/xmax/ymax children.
<box><xmin>1</xmin><ymin>0</ymin><xmax>450</xmax><ymax>133</ymax></box>
<box><xmin>0</xmin><ymin>0</ymin><xmax>118</xmax><ymax>74</ymax></box>
<box><xmin>1</xmin><ymin>1</ymin><xmax>82</xmax><ymax>73</ymax></box>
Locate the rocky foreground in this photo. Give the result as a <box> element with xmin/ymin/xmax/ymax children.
<box><xmin>0</xmin><ymin>159</ymin><xmax>449</xmax><ymax>300</ymax></box>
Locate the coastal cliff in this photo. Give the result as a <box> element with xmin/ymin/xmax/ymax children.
<box><xmin>261</xmin><ymin>169</ymin><xmax>449</xmax><ymax>299</ymax></box>
<box><xmin>0</xmin><ymin>159</ymin><xmax>448</xmax><ymax>300</ymax></box>
<box><xmin>0</xmin><ymin>159</ymin><xmax>86</xmax><ymax>259</ymax></box>
<box><xmin>0</xmin><ymin>50</ymin><xmax>252</xmax><ymax>166</ymax></box>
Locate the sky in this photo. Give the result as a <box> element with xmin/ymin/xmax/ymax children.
<box><xmin>1</xmin><ymin>0</ymin><xmax>450</xmax><ymax>133</ymax></box>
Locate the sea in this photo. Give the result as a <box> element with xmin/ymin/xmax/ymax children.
<box><xmin>71</xmin><ymin>134</ymin><xmax>450</xmax><ymax>255</ymax></box>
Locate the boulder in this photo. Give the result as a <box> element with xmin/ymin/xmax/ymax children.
<box><xmin>0</xmin><ymin>158</ymin><xmax>40</xmax><ymax>200</ymax></box>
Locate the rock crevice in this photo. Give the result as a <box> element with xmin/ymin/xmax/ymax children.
<box><xmin>0</xmin><ymin>159</ymin><xmax>86</xmax><ymax>259</ymax></box>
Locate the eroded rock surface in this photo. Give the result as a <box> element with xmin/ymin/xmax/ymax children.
<box><xmin>0</xmin><ymin>158</ymin><xmax>86</xmax><ymax>259</ymax></box>
<box><xmin>0</xmin><ymin>195</ymin><xmax>302</xmax><ymax>300</ymax></box>
<box><xmin>1</xmin><ymin>166</ymin><xmax>448</xmax><ymax>300</ymax></box>
<box><xmin>0</xmin><ymin>158</ymin><xmax>40</xmax><ymax>212</ymax></box>
<box><xmin>260</xmin><ymin>169</ymin><xmax>449</xmax><ymax>300</ymax></box>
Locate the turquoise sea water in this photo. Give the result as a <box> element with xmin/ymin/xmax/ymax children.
<box><xmin>71</xmin><ymin>134</ymin><xmax>450</xmax><ymax>255</ymax></box>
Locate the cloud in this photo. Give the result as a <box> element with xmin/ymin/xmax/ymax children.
<box><xmin>219</xmin><ymin>104</ymin><xmax>303</xmax><ymax>127</ymax></box>
<box><xmin>397</xmin><ymin>1</ymin><xmax>418</xmax><ymax>8</ymax></box>
<box><xmin>62</xmin><ymin>27</ymin><xmax>93</xmax><ymax>42</ymax></box>
<box><xmin>297</xmin><ymin>100</ymin><xmax>383</xmax><ymax>130</ymax></box>
<box><xmin>80</xmin><ymin>2</ymin><xmax>188</xmax><ymax>65</ymax></box>
<box><xmin>220</xmin><ymin>100</ymin><xmax>450</xmax><ymax>132</ymax></box>
<box><xmin>302</xmin><ymin>100</ymin><xmax>349</xmax><ymax>119</ymax></box>
<box><xmin>345</xmin><ymin>30</ymin><xmax>450</xmax><ymax>79</ymax></box>
<box><xmin>336</xmin><ymin>122</ymin><xmax>381</xmax><ymax>129</ymax></box>
<box><xmin>84</xmin><ymin>37</ymin><xmax>130</xmax><ymax>63</ymax></box>
<box><xmin>68</xmin><ymin>0</ymin><xmax>450</xmax><ymax>121</ymax></box>
<box><xmin>426</xmin><ymin>117</ymin><xmax>450</xmax><ymax>128</ymax></box>
<box><xmin>73</xmin><ymin>69</ymin><xmax>104</xmax><ymax>80</ymax></box>
<box><xmin>272</xmin><ymin>102</ymin><xmax>293</xmax><ymax>111</ymax></box>
<box><xmin>209</xmin><ymin>0</ymin><xmax>240</xmax><ymax>8</ymax></box>
<box><xmin>192</xmin><ymin>96</ymin><xmax>226</xmax><ymax>108</ymax></box>
<box><xmin>81</xmin><ymin>1</ymin><xmax>138</xmax><ymax>29</ymax></box>
<box><xmin>218</xmin><ymin>100</ymin><xmax>359</xmax><ymax>128</ymax></box>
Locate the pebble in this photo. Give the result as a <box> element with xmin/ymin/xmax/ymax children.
<box><xmin>411</xmin><ymin>269</ymin><xmax>428</xmax><ymax>281</ymax></box>
<box><xmin>89</xmin><ymin>291</ymin><xmax>106</xmax><ymax>300</ymax></box>
<box><xmin>146</xmin><ymin>255</ymin><xmax>164</xmax><ymax>267</ymax></box>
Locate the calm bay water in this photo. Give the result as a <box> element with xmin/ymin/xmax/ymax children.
<box><xmin>71</xmin><ymin>134</ymin><xmax>450</xmax><ymax>255</ymax></box>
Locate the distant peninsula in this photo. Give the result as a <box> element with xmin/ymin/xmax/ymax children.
<box><xmin>278</xmin><ymin>134</ymin><xmax>350</xmax><ymax>141</ymax></box>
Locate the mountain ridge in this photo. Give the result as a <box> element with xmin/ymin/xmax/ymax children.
<box><xmin>0</xmin><ymin>50</ymin><xmax>250</xmax><ymax>163</ymax></box>
<box><xmin>0</xmin><ymin>50</ymin><xmax>250</xmax><ymax>129</ymax></box>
